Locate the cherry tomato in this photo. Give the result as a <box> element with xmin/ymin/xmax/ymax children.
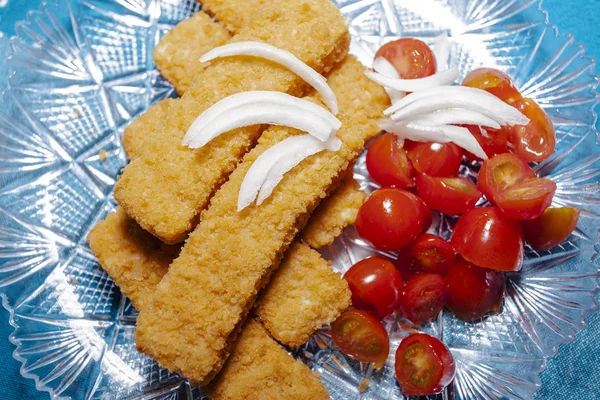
<box><xmin>344</xmin><ymin>257</ymin><xmax>404</xmax><ymax>320</ymax></box>
<box><xmin>523</xmin><ymin>207</ymin><xmax>581</xmax><ymax>250</ymax></box>
<box><xmin>395</xmin><ymin>333</ymin><xmax>456</xmax><ymax>396</ymax></box>
<box><xmin>446</xmin><ymin>257</ymin><xmax>505</xmax><ymax>321</ymax></box>
<box><xmin>395</xmin><ymin>234</ymin><xmax>456</xmax><ymax>280</ymax></box>
<box><xmin>462</xmin><ymin>67</ymin><xmax>522</xmax><ymax>104</ymax></box>
<box><xmin>451</xmin><ymin>207</ymin><xmax>524</xmax><ymax>271</ymax></box>
<box><xmin>331</xmin><ymin>309</ymin><xmax>390</xmax><ymax>368</ymax></box>
<box><xmin>406</xmin><ymin>141</ymin><xmax>463</xmax><ymax>177</ymax></box>
<box><xmin>464</xmin><ymin>125</ymin><xmax>508</xmax><ymax>159</ymax></box>
<box><xmin>356</xmin><ymin>188</ymin><xmax>425</xmax><ymax>251</ymax></box>
<box><xmin>366</xmin><ymin>133</ymin><xmax>414</xmax><ymax>188</ymax></box>
<box><xmin>495</xmin><ymin>177</ymin><xmax>556</xmax><ymax>220</ymax></box>
<box><xmin>375</xmin><ymin>38</ymin><xmax>437</xmax><ymax>79</ymax></box>
<box><xmin>415</xmin><ymin>195</ymin><xmax>432</xmax><ymax>234</ymax></box>
<box><xmin>416</xmin><ymin>174</ymin><xmax>482</xmax><ymax>216</ymax></box>
<box><xmin>478</xmin><ymin>153</ymin><xmax>536</xmax><ymax>204</ymax></box>
<box><xmin>399</xmin><ymin>274</ymin><xmax>449</xmax><ymax>326</ymax></box>
<box><xmin>507</xmin><ymin>98</ymin><xmax>556</xmax><ymax>162</ymax></box>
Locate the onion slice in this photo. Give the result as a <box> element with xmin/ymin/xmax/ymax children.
<box><xmin>365</xmin><ymin>68</ymin><xmax>459</xmax><ymax>92</ymax></box>
<box><xmin>257</xmin><ymin>135</ymin><xmax>342</xmax><ymax>205</ymax></box>
<box><xmin>380</xmin><ymin>119</ymin><xmax>488</xmax><ymax>160</ymax></box>
<box><xmin>405</xmin><ymin>109</ymin><xmax>501</xmax><ymax>130</ymax></box>
<box><xmin>385</xmin><ymin>86</ymin><xmax>529</xmax><ymax>126</ymax></box>
<box><xmin>200</xmin><ymin>42</ymin><xmax>338</xmax><ymax>114</ymax></box>
<box><xmin>372</xmin><ymin>57</ymin><xmax>406</xmax><ymax>103</ymax></box>
<box><xmin>183</xmin><ymin>91</ymin><xmax>341</xmax><ymax>148</ymax></box>
<box><xmin>433</xmin><ymin>33</ymin><xmax>451</xmax><ymax>70</ymax></box>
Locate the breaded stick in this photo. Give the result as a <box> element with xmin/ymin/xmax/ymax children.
<box><xmin>199</xmin><ymin>0</ymin><xmax>265</xmax><ymax>35</ymax></box>
<box><xmin>122</xmin><ymin>98</ymin><xmax>174</xmax><ymax>160</ymax></box>
<box><xmin>255</xmin><ymin>242</ymin><xmax>350</xmax><ymax>347</ymax></box>
<box><xmin>135</xmin><ymin>58</ymin><xmax>388</xmax><ymax>385</ymax></box>
<box><xmin>205</xmin><ymin>319</ymin><xmax>329</xmax><ymax>400</ymax></box>
<box><xmin>114</xmin><ymin>1</ymin><xmax>350</xmax><ymax>244</ymax></box>
<box><xmin>153</xmin><ymin>12</ymin><xmax>230</xmax><ymax>95</ymax></box>
<box><xmin>87</xmin><ymin>208</ymin><xmax>178</xmax><ymax>311</ymax></box>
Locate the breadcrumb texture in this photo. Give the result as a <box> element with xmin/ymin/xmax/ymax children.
<box><xmin>135</xmin><ymin>54</ymin><xmax>388</xmax><ymax>386</ymax></box>
<box><xmin>206</xmin><ymin>319</ymin><xmax>329</xmax><ymax>400</ymax></box>
<box><xmin>114</xmin><ymin>1</ymin><xmax>350</xmax><ymax>244</ymax></box>
<box><xmin>302</xmin><ymin>175</ymin><xmax>366</xmax><ymax>248</ymax></box>
<box><xmin>87</xmin><ymin>208</ymin><xmax>179</xmax><ymax>311</ymax></box>
<box><xmin>200</xmin><ymin>0</ymin><xmax>267</xmax><ymax>34</ymax></box>
<box><xmin>122</xmin><ymin>99</ymin><xmax>174</xmax><ymax>160</ymax></box>
<box><xmin>153</xmin><ymin>12</ymin><xmax>230</xmax><ymax>95</ymax></box>
<box><xmin>256</xmin><ymin>242</ymin><xmax>350</xmax><ymax>347</ymax></box>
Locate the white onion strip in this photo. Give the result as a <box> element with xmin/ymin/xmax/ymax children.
<box><xmin>405</xmin><ymin>109</ymin><xmax>501</xmax><ymax>130</ymax></box>
<box><xmin>200</xmin><ymin>42</ymin><xmax>338</xmax><ymax>114</ymax></box>
<box><xmin>237</xmin><ymin>134</ymin><xmax>342</xmax><ymax>211</ymax></box>
<box><xmin>372</xmin><ymin>57</ymin><xmax>405</xmax><ymax>103</ymax></box>
<box><xmin>380</xmin><ymin>119</ymin><xmax>487</xmax><ymax>160</ymax></box>
<box><xmin>365</xmin><ymin>68</ymin><xmax>459</xmax><ymax>92</ymax></box>
<box><xmin>183</xmin><ymin>91</ymin><xmax>341</xmax><ymax>148</ymax></box>
<box><xmin>257</xmin><ymin>135</ymin><xmax>342</xmax><ymax>205</ymax></box>
<box><xmin>433</xmin><ymin>32</ymin><xmax>451</xmax><ymax>70</ymax></box>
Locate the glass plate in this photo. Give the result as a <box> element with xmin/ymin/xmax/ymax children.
<box><xmin>0</xmin><ymin>0</ymin><xmax>599</xmax><ymax>399</ymax></box>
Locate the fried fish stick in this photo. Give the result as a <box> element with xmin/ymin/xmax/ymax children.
<box><xmin>199</xmin><ymin>0</ymin><xmax>265</xmax><ymax>35</ymax></box>
<box><xmin>255</xmin><ymin>242</ymin><xmax>350</xmax><ymax>347</ymax></box>
<box><xmin>152</xmin><ymin>12</ymin><xmax>230</xmax><ymax>95</ymax></box>
<box><xmin>114</xmin><ymin>1</ymin><xmax>350</xmax><ymax>244</ymax></box>
<box><xmin>205</xmin><ymin>319</ymin><xmax>328</xmax><ymax>400</ymax></box>
<box><xmin>122</xmin><ymin>98</ymin><xmax>174</xmax><ymax>160</ymax></box>
<box><xmin>135</xmin><ymin>58</ymin><xmax>388</xmax><ymax>385</ymax></box>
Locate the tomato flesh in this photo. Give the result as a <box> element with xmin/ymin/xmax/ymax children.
<box><xmin>523</xmin><ymin>207</ymin><xmax>581</xmax><ymax>250</ymax></box>
<box><xmin>416</xmin><ymin>174</ymin><xmax>482</xmax><ymax>216</ymax></box>
<box><xmin>395</xmin><ymin>234</ymin><xmax>456</xmax><ymax>280</ymax></box>
<box><xmin>406</xmin><ymin>141</ymin><xmax>463</xmax><ymax>177</ymax></box>
<box><xmin>478</xmin><ymin>153</ymin><xmax>536</xmax><ymax>205</ymax></box>
<box><xmin>415</xmin><ymin>195</ymin><xmax>432</xmax><ymax>234</ymax></box>
<box><xmin>446</xmin><ymin>258</ymin><xmax>505</xmax><ymax>321</ymax></box>
<box><xmin>399</xmin><ymin>274</ymin><xmax>449</xmax><ymax>326</ymax></box>
<box><xmin>495</xmin><ymin>177</ymin><xmax>556</xmax><ymax>220</ymax></box>
<box><xmin>507</xmin><ymin>98</ymin><xmax>556</xmax><ymax>162</ymax></box>
<box><xmin>356</xmin><ymin>188</ymin><xmax>425</xmax><ymax>251</ymax></box>
<box><xmin>464</xmin><ymin>125</ymin><xmax>508</xmax><ymax>159</ymax></box>
<box><xmin>375</xmin><ymin>38</ymin><xmax>437</xmax><ymax>79</ymax></box>
<box><xmin>331</xmin><ymin>309</ymin><xmax>390</xmax><ymax>368</ymax></box>
<box><xmin>395</xmin><ymin>333</ymin><xmax>456</xmax><ymax>396</ymax></box>
<box><xmin>451</xmin><ymin>207</ymin><xmax>524</xmax><ymax>271</ymax></box>
<box><xmin>366</xmin><ymin>133</ymin><xmax>414</xmax><ymax>188</ymax></box>
<box><xmin>344</xmin><ymin>257</ymin><xmax>404</xmax><ymax>320</ymax></box>
<box><xmin>462</xmin><ymin>67</ymin><xmax>522</xmax><ymax>104</ymax></box>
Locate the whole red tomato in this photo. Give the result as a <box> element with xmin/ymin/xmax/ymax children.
<box><xmin>366</xmin><ymin>133</ymin><xmax>414</xmax><ymax>188</ymax></box>
<box><xmin>375</xmin><ymin>38</ymin><xmax>437</xmax><ymax>79</ymax></box>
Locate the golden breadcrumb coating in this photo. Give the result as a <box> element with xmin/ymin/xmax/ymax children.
<box><xmin>200</xmin><ymin>0</ymin><xmax>267</xmax><ymax>34</ymax></box>
<box><xmin>153</xmin><ymin>12</ymin><xmax>230</xmax><ymax>95</ymax></box>
<box><xmin>302</xmin><ymin>174</ymin><xmax>366</xmax><ymax>248</ymax></box>
<box><xmin>135</xmin><ymin>53</ymin><xmax>387</xmax><ymax>385</ymax></box>
<box><xmin>122</xmin><ymin>98</ymin><xmax>174</xmax><ymax>161</ymax></box>
<box><xmin>87</xmin><ymin>208</ymin><xmax>178</xmax><ymax>311</ymax></box>
<box><xmin>114</xmin><ymin>1</ymin><xmax>350</xmax><ymax>244</ymax></box>
<box><xmin>206</xmin><ymin>319</ymin><xmax>329</xmax><ymax>400</ymax></box>
<box><xmin>256</xmin><ymin>242</ymin><xmax>350</xmax><ymax>347</ymax></box>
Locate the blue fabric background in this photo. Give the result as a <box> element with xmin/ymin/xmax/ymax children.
<box><xmin>0</xmin><ymin>0</ymin><xmax>598</xmax><ymax>398</ymax></box>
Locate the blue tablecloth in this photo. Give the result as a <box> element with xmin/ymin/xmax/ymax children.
<box><xmin>0</xmin><ymin>0</ymin><xmax>599</xmax><ymax>398</ymax></box>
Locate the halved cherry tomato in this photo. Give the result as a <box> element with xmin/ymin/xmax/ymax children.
<box><xmin>462</xmin><ymin>67</ymin><xmax>522</xmax><ymax>104</ymax></box>
<box><xmin>495</xmin><ymin>177</ymin><xmax>556</xmax><ymax>220</ymax></box>
<box><xmin>395</xmin><ymin>333</ymin><xmax>456</xmax><ymax>396</ymax></box>
<box><xmin>523</xmin><ymin>207</ymin><xmax>581</xmax><ymax>250</ymax></box>
<box><xmin>507</xmin><ymin>98</ymin><xmax>556</xmax><ymax>162</ymax></box>
<box><xmin>446</xmin><ymin>257</ymin><xmax>505</xmax><ymax>321</ymax></box>
<box><xmin>331</xmin><ymin>309</ymin><xmax>390</xmax><ymax>368</ymax></box>
<box><xmin>451</xmin><ymin>207</ymin><xmax>524</xmax><ymax>271</ymax></box>
<box><xmin>344</xmin><ymin>257</ymin><xmax>404</xmax><ymax>320</ymax></box>
<box><xmin>406</xmin><ymin>141</ymin><xmax>463</xmax><ymax>177</ymax></box>
<box><xmin>366</xmin><ymin>133</ymin><xmax>414</xmax><ymax>188</ymax></box>
<box><xmin>463</xmin><ymin>125</ymin><xmax>508</xmax><ymax>159</ymax></box>
<box><xmin>375</xmin><ymin>38</ymin><xmax>437</xmax><ymax>79</ymax></box>
<box><xmin>399</xmin><ymin>274</ymin><xmax>449</xmax><ymax>326</ymax></box>
<box><xmin>478</xmin><ymin>153</ymin><xmax>536</xmax><ymax>204</ymax></box>
<box><xmin>356</xmin><ymin>188</ymin><xmax>425</xmax><ymax>251</ymax></box>
<box><xmin>416</xmin><ymin>174</ymin><xmax>481</xmax><ymax>216</ymax></box>
<box><xmin>395</xmin><ymin>234</ymin><xmax>456</xmax><ymax>280</ymax></box>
